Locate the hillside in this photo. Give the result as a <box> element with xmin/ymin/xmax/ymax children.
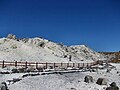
<box><xmin>0</xmin><ymin>34</ymin><xmax>104</xmax><ymax>63</ymax></box>
<box><xmin>100</xmin><ymin>52</ymin><xmax>120</xmax><ymax>63</ymax></box>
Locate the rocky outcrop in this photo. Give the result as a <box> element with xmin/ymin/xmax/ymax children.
<box><xmin>7</xmin><ymin>34</ymin><xmax>16</xmax><ymax>40</ymax></box>
<box><xmin>100</xmin><ymin>52</ymin><xmax>120</xmax><ymax>63</ymax></box>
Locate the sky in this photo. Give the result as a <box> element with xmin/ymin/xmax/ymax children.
<box><xmin>0</xmin><ymin>0</ymin><xmax>120</xmax><ymax>52</ymax></box>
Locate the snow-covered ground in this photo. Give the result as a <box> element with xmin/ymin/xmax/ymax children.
<box><xmin>0</xmin><ymin>63</ymin><xmax>119</xmax><ymax>90</ymax></box>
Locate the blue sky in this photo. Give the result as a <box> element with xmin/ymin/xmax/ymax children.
<box><xmin>0</xmin><ymin>0</ymin><xmax>120</xmax><ymax>52</ymax></box>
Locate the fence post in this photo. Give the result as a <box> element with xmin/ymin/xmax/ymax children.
<box><xmin>78</xmin><ymin>63</ymin><xmax>80</xmax><ymax>68</ymax></box>
<box><xmin>83</xmin><ymin>63</ymin><xmax>84</xmax><ymax>67</ymax></box>
<box><xmin>2</xmin><ymin>60</ymin><xmax>5</xmax><ymax>68</ymax></box>
<box><xmin>87</xmin><ymin>63</ymin><xmax>88</xmax><ymax>67</ymax></box>
<box><xmin>91</xmin><ymin>63</ymin><xmax>92</xmax><ymax>66</ymax></box>
<box><xmin>46</xmin><ymin>62</ymin><xmax>47</xmax><ymax>69</ymax></box>
<box><xmin>61</xmin><ymin>63</ymin><xmax>63</xmax><ymax>67</ymax></box>
<box><xmin>36</xmin><ymin>62</ymin><xmax>38</xmax><ymax>69</ymax></box>
<box><xmin>15</xmin><ymin>61</ymin><xmax>17</xmax><ymax>67</ymax></box>
<box><xmin>67</xmin><ymin>63</ymin><xmax>69</xmax><ymax>68</ymax></box>
<box><xmin>91</xmin><ymin>62</ymin><xmax>93</xmax><ymax>66</ymax></box>
<box><xmin>53</xmin><ymin>63</ymin><xmax>55</xmax><ymax>69</ymax></box>
<box><xmin>25</xmin><ymin>61</ymin><xmax>27</xmax><ymax>69</ymax></box>
<box><xmin>73</xmin><ymin>63</ymin><xmax>75</xmax><ymax>68</ymax></box>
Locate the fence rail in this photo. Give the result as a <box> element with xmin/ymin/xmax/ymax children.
<box><xmin>0</xmin><ymin>60</ymin><xmax>99</xmax><ymax>69</ymax></box>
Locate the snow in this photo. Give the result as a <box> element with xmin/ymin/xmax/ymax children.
<box><xmin>0</xmin><ymin>37</ymin><xmax>105</xmax><ymax>63</ymax></box>
<box><xmin>0</xmin><ymin>63</ymin><xmax>119</xmax><ymax>90</ymax></box>
<box><xmin>4</xmin><ymin>63</ymin><xmax>118</xmax><ymax>90</ymax></box>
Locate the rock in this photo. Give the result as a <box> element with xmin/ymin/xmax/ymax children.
<box><xmin>12</xmin><ymin>68</ymin><xmax>19</xmax><ymax>73</ymax></box>
<box><xmin>0</xmin><ymin>82</ymin><xmax>9</xmax><ymax>90</ymax></box>
<box><xmin>106</xmin><ymin>68</ymin><xmax>111</xmax><ymax>73</ymax></box>
<box><xmin>18</xmin><ymin>68</ymin><xmax>26</xmax><ymax>73</ymax></box>
<box><xmin>26</xmin><ymin>67</ymin><xmax>36</xmax><ymax>72</ymax></box>
<box><xmin>110</xmin><ymin>82</ymin><xmax>117</xmax><ymax>87</ymax></box>
<box><xmin>37</xmin><ymin>42</ymin><xmax>45</xmax><ymax>47</ymax></box>
<box><xmin>84</xmin><ymin>75</ymin><xmax>93</xmax><ymax>83</ymax></box>
<box><xmin>63</xmin><ymin>55</ymin><xmax>67</xmax><ymax>58</ymax></box>
<box><xmin>96</xmin><ymin>78</ymin><xmax>107</xmax><ymax>85</ymax></box>
<box><xmin>91</xmin><ymin>69</ymin><xmax>96</xmax><ymax>72</ymax></box>
<box><xmin>7</xmin><ymin>34</ymin><xmax>16</xmax><ymax>40</ymax></box>
<box><xmin>106</xmin><ymin>82</ymin><xmax>119</xmax><ymax>90</ymax></box>
<box><xmin>117</xmin><ymin>71</ymin><xmax>119</xmax><ymax>74</ymax></box>
<box><xmin>106</xmin><ymin>87</ymin><xmax>119</xmax><ymax>90</ymax></box>
<box><xmin>22</xmin><ymin>38</ymin><xmax>29</xmax><ymax>43</ymax></box>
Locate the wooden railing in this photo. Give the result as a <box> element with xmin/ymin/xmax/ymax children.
<box><xmin>0</xmin><ymin>60</ymin><xmax>99</xmax><ymax>69</ymax></box>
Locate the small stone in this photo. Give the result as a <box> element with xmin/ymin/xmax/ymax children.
<box><xmin>117</xmin><ymin>71</ymin><xmax>119</xmax><ymax>74</ymax></box>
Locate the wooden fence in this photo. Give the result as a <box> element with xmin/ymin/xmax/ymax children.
<box><xmin>0</xmin><ymin>60</ymin><xmax>99</xmax><ymax>69</ymax></box>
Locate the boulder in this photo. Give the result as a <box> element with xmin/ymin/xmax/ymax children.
<box><xmin>106</xmin><ymin>82</ymin><xmax>119</xmax><ymax>90</ymax></box>
<box><xmin>0</xmin><ymin>82</ymin><xmax>9</xmax><ymax>90</ymax></box>
<box><xmin>96</xmin><ymin>78</ymin><xmax>107</xmax><ymax>85</ymax></box>
<box><xmin>84</xmin><ymin>75</ymin><xmax>93</xmax><ymax>83</ymax></box>
<box><xmin>110</xmin><ymin>82</ymin><xmax>117</xmax><ymax>87</ymax></box>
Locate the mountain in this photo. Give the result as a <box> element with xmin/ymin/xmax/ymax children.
<box><xmin>0</xmin><ymin>34</ymin><xmax>104</xmax><ymax>63</ymax></box>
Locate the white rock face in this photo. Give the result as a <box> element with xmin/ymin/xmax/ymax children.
<box><xmin>0</xmin><ymin>36</ymin><xmax>104</xmax><ymax>63</ymax></box>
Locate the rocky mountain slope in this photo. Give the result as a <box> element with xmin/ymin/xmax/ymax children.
<box><xmin>100</xmin><ymin>52</ymin><xmax>120</xmax><ymax>63</ymax></box>
<box><xmin>0</xmin><ymin>34</ymin><xmax>104</xmax><ymax>63</ymax></box>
